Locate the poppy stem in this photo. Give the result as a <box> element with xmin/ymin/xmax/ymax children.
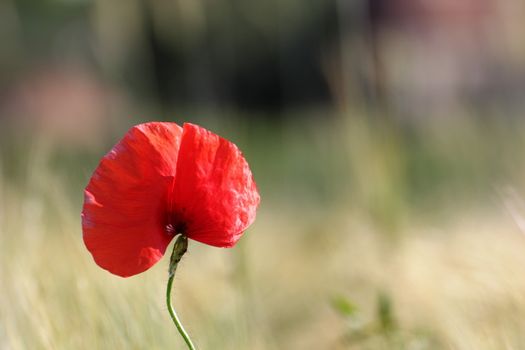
<box><xmin>166</xmin><ymin>235</ymin><xmax>196</xmax><ymax>350</ymax></box>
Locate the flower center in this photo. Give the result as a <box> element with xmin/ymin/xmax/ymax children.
<box><xmin>164</xmin><ymin>204</ymin><xmax>188</xmax><ymax>236</ymax></box>
<box><xmin>165</xmin><ymin>221</ymin><xmax>187</xmax><ymax>236</ymax></box>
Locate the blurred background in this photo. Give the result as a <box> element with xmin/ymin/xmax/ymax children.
<box><xmin>1</xmin><ymin>0</ymin><xmax>525</xmax><ymax>349</ymax></box>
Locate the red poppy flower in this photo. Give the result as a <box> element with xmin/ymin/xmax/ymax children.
<box><xmin>82</xmin><ymin>122</ymin><xmax>260</xmax><ymax>277</ymax></box>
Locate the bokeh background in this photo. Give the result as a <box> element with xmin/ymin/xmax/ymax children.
<box><xmin>1</xmin><ymin>1</ymin><xmax>525</xmax><ymax>349</ymax></box>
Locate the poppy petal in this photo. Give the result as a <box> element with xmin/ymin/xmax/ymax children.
<box><xmin>172</xmin><ymin>123</ymin><xmax>260</xmax><ymax>247</ymax></box>
<box><xmin>82</xmin><ymin>122</ymin><xmax>183</xmax><ymax>277</ymax></box>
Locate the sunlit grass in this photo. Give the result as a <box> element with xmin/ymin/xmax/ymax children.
<box><xmin>3</xmin><ymin>114</ymin><xmax>525</xmax><ymax>349</ymax></box>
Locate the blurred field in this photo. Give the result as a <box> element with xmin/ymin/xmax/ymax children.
<box><xmin>3</xmin><ymin>114</ymin><xmax>525</xmax><ymax>349</ymax></box>
<box><xmin>2</xmin><ymin>0</ymin><xmax>525</xmax><ymax>349</ymax></box>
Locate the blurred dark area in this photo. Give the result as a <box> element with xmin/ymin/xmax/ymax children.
<box><xmin>2</xmin><ymin>0</ymin><xmax>523</xmax><ymax>122</ymax></box>
<box><xmin>1</xmin><ymin>0</ymin><xmax>340</xmax><ymax>114</ymax></box>
<box><xmin>141</xmin><ymin>0</ymin><xmax>338</xmax><ymax>111</ymax></box>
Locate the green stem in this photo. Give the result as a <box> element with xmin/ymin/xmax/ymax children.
<box><xmin>166</xmin><ymin>235</ymin><xmax>196</xmax><ymax>350</ymax></box>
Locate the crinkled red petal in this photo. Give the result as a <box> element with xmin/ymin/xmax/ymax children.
<box><xmin>171</xmin><ymin>123</ymin><xmax>260</xmax><ymax>247</ymax></box>
<box><xmin>82</xmin><ymin>122</ymin><xmax>182</xmax><ymax>277</ymax></box>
